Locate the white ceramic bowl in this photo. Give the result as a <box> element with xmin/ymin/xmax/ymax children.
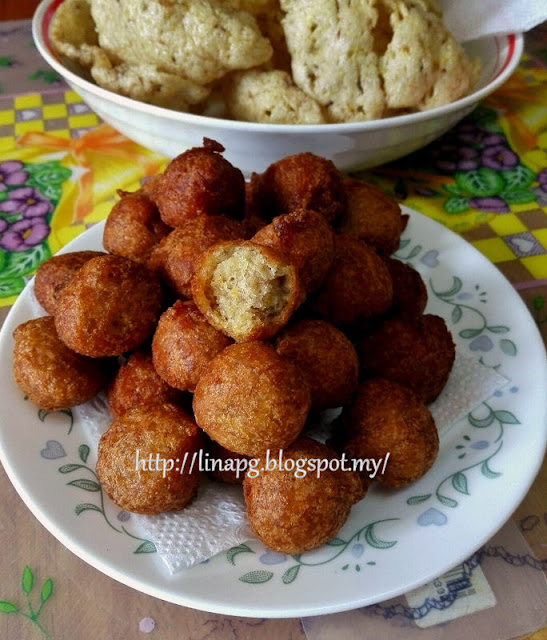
<box><xmin>33</xmin><ymin>0</ymin><xmax>523</xmax><ymax>176</ymax></box>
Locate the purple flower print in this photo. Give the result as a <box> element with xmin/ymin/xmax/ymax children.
<box><xmin>481</xmin><ymin>145</ymin><xmax>519</xmax><ymax>171</ymax></box>
<box><xmin>537</xmin><ymin>168</ymin><xmax>547</xmax><ymax>193</ymax></box>
<box><xmin>468</xmin><ymin>196</ymin><xmax>510</xmax><ymax>213</ymax></box>
<box><xmin>0</xmin><ymin>160</ymin><xmax>28</xmax><ymax>192</ymax></box>
<box><xmin>0</xmin><ymin>218</ymin><xmax>50</xmax><ymax>251</ymax></box>
<box><xmin>0</xmin><ymin>186</ymin><xmax>53</xmax><ymax>218</ymax></box>
<box><xmin>431</xmin><ymin>145</ymin><xmax>479</xmax><ymax>172</ymax></box>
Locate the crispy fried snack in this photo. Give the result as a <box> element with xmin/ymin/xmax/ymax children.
<box><xmin>223</xmin><ymin>69</ymin><xmax>326</xmax><ymax>124</ymax></box>
<box><xmin>33</xmin><ymin>250</ymin><xmax>105</xmax><ymax>315</ymax></box>
<box><xmin>275</xmin><ymin>318</ymin><xmax>359</xmax><ymax>409</ymax></box>
<box><xmin>336</xmin><ymin>378</ymin><xmax>439</xmax><ymax>488</ymax></box>
<box><xmin>192</xmin><ymin>240</ymin><xmax>304</xmax><ymax>342</ymax></box>
<box><xmin>55</xmin><ymin>254</ymin><xmax>163</xmax><ymax>357</ymax></box>
<box><xmin>359</xmin><ymin>313</ymin><xmax>455</xmax><ymax>403</ymax></box>
<box><xmin>96</xmin><ymin>403</ymin><xmax>203</xmax><ymax>514</ymax></box>
<box><xmin>103</xmin><ymin>189</ymin><xmax>171</xmax><ymax>264</ymax></box>
<box><xmin>252</xmin><ymin>208</ymin><xmax>334</xmax><ymax>292</ymax></box>
<box><xmin>152</xmin><ymin>300</ymin><xmax>232</xmax><ymax>392</ymax></box>
<box><xmin>12</xmin><ymin>316</ymin><xmax>110</xmax><ymax>410</ymax></box>
<box><xmin>314</xmin><ymin>235</ymin><xmax>393</xmax><ymax>326</ymax></box>
<box><xmin>383</xmin><ymin>256</ymin><xmax>428</xmax><ymax>318</ymax></box>
<box><xmin>148</xmin><ymin>214</ymin><xmax>243</xmax><ymax>299</ymax></box>
<box><xmin>243</xmin><ymin>437</ymin><xmax>365</xmax><ymax>553</ymax></box>
<box><xmin>206</xmin><ymin>437</ymin><xmax>252</xmax><ymax>485</ymax></box>
<box><xmin>106</xmin><ymin>350</ymin><xmax>184</xmax><ymax>420</ymax></box>
<box><xmin>193</xmin><ymin>342</ymin><xmax>310</xmax><ymax>456</ymax></box>
<box><xmin>152</xmin><ymin>139</ymin><xmax>245</xmax><ymax>227</ymax></box>
<box><xmin>253</xmin><ymin>152</ymin><xmax>347</xmax><ymax>223</ymax></box>
<box><xmin>337</xmin><ymin>179</ymin><xmax>405</xmax><ymax>255</ymax></box>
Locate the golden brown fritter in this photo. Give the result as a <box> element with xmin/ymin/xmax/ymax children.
<box><xmin>193</xmin><ymin>342</ymin><xmax>310</xmax><ymax>456</ymax></box>
<box><xmin>314</xmin><ymin>234</ymin><xmax>393</xmax><ymax>326</ymax></box>
<box><xmin>103</xmin><ymin>189</ymin><xmax>171</xmax><ymax>263</ymax></box>
<box><xmin>152</xmin><ymin>300</ymin><xmax>232</xmax><ymax>392</ymax></box>
<box><xmin>359</xmin><ymin>314</ymin><xmax>455</xmax><ymax>403</ymax></box>
<box><xmin>254</xmin><ymin>152</ymin><xmax>347</xmax><ymax>223</ymax></box>
<box><xmin>192</xmin><ymin>240</ymin><xmax>304</xmax><ymax>342</ymax></box>
<box><xmin>337</xmin><ymin>179</ymin><xmax>405</xmax><ymax>255</ymax></box>
<box><xmin>275</xmin><ymin>318</ymin><xmax>358</xmax><ymax>409</ymax></box>
<box><xmin>243</xmin><ymin>437</ymin><xmax>365</xmax><ymax>553</ymax></box>
<box><xmin>12</xmin><ymin>316</ymin><xmax>110</xmax><ymax>410</ymax></box>
<box><xmin>152</xmin><ymin>138</ymin><xmax>246</xmax><ymax>227</ymax></box>
<box><xmin>34</xmin><ymin>250</ymin><xmax>106</xmax><ymax>315</ymax></box>
<box><xmin>252</xmin><ymin>208</ymin><xmax>335</xmax><ymax>292</ymax></box>
<box><xmin>383</xmin><ymin>256</ymin><xmax>428</xmax><ymax>318</ymax></box>
<box><xmin>336</xmin><ymin>378</ymin><xmax>439</xmax><ymax>488</ymax></box>
<box><xmin>148</xmin><ymin>214</ymin><xmax>244</xmax><ymax>299</ymax></box>
<box><xmin>106</xmin><ymin>349</ymin><xmax>184</xmax><ymax>420</ymax></box>
<box><xmin>96</xmin><ymin>402</ymin><xmax>203</xmax><ymax>514</ymax></box>
<box><xmin>206</xmin><ymin>437</ymin><xmax>252</xmax><ymax>485</ymax></box>
<box><xmin>55</xmin><ymin>254</ymin><xmax>163</xmax><ymax>357</ymax></box>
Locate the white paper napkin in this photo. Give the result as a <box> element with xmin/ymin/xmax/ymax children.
<box><xmin>438</xmin><ymin>0</ymin><xmax>547</xmax><ymax>42</ymax></box>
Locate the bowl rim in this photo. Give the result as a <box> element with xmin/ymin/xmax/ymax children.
<box><xmin>33</xmin><ymin>0</ymin><xmax>524</xmax><ymax>134</ymax></box>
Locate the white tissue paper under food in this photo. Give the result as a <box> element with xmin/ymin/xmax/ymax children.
<box><xmin>438</xmin><ymin>0</ymin><xmax>547</xmax><ymax>43</ymax></box>
<box><xmin>72</xmin><ymin>349</ymin><xmax>509</xmax><ymax>573</ymax></box>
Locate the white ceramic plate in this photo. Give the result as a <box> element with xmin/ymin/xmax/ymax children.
<box><xmin>0</xmin><ymin>208</ymin><xmax>545</xmax><ymax>618</ymax></box>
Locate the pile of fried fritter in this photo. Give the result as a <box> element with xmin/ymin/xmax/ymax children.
<box><xmin>50</xmin><ymin>0</ymin><xmax>480</xmax><ymax>124</ymax></box>
<box><xmin>12</xmin><ymin>140</ymin><xmax>455</xmax><ymax>554</ymax></box>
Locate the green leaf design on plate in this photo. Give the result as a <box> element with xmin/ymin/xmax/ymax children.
<box><xmin>500</xmin><ymin>165</ymin><xmax>535</xmax><ymax>191</ymax></box>
<box><xmin>67</xmin><ymin>478</ymin><xmax>101</xmax><ymax>492</ymax></box>
<box><xmin>459</xmin><ymin>328</ymin><xmax>482</xmax><ymax>339</ymax></box>
<box><xmin>499</xmin><ymin>339</ymin><xmax>517</xmax><ymax>356</ymax></box>
<box><xmin>0</xmin><ymin>601</ymin><xmax>18</xmax><ymax>613</ymax></box>
<box><xmin>451</xmin><ymin>472</ymin><xmax>469</xmax><ymax>495</ymax></box>
<box><xmin>480</xmin><ymin>460</ymin><xmax>502</xmax><ymax>479</ymax></box>
<box><xmin>78</xmin><ymin>444</ymin><xmax>90</xmax><ymax>463</ymax></box>
<box><xmin>455</xmin><ymin>168</ymin><xmax>504</xmax><ymax>197</ymax></box>
<box><xmin>226</xmin><ymin>543</ymin><xmax>255</xmax><ymax>565</ymax></box>
<box><xmin>21</xmin><ymin>566</ymin><xmax>33</xmax><ymax>595</ymax></box>
<box><xmin>443</xmin><ymin>196</ymin><xmax>469</xmax><ymax>214</ymax></box>
<box><xmin>437</xmin><ymin>495</ymin><xmax>458</xmax><ymax>508</ymax></box>
<box><xmin>406</xmin><ymin>244</ymin><xmax>422</xmax><ymax>260</ymax></box>
<box><xmin>40</xmin><ymin>579</ymin><xmax>53</xmax><ymax>604</ymax></box>
<box><xmin>59</xmin><ymin>463</ymin><xmax>85</xmax><ymax>474</ymax></box>
<box><xmin>435</xmin><ymin>276</ymin><xmax>462</xmax><ymax>298</ymax></box>
<box><xmin>135</xmin><ymin>541</ymin><xmax>157</xmax><ymax>554</ymax></box>
<box><xmin>75</xmin><ymin>503</ymin><xmax>103</xmax><ymax>516</ymax></box>
<box><xmin>282</xmin><ymin>565</ymin><xmax>301</xmax><ymax>584</ymax></box>
<box><xmin>363</xmin><ymin>524</ymin><xmax>397</xmax><ymax>549</ymax></box>
<box><xmin>325</xmin><ymin>538</ymin><xmax>346</xmax><ymax>546</ymax></box>
<box><xmin>487</xmin><ymin>325</ymin><xmax>509</xmax><ymax>334</ymax></box>
<box><xmin>451</xmin><ymin>306</ymin><xmax>462</xmax><ymax>324</ymax></box>
<box><xmin>493</xmin><ymin>410</ymin><xmax>520</xmax><ymax>425</ymax></box>
<box><xmin>406</xmin><ymin>494</ymin><xmax>431</xmax><ymax>505</ymax></box>
<box><xmin>239</xmin><ymin>570</ymin><xmax>274</xmax><ymax>584</ymax></box>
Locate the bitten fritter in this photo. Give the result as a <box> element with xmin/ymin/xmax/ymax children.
<box><xmin>34</xmin><ymin>250</ymin><xmax>106</xmax><ymax>315</ymax></box>
<box><xmin>337</xmin><ymin>179</ymin><xmax>405</xmax><ymax>255</ymax></box>
<box><xmin>192</xmin><ymin>240</ymin><xmax>304</xmax><ymax>342</ymax></box>
<box><xmin>106</xmin><ymin>350</ymin><xmax>184</xmax><ymax>420</ymax></box>
<box><xmin>275</xmin><ymin>318</ymin><xmax>358</xmax><ymax>410</ymax></box>
<box><xmin>359</xmin><ymin>314</ymin><xmax>455</xmax><ymax>403</ymax></box>
<box><xmin>206</xmin><ymin>438</ymin><xmax>251</xmax><ymax>485</ymax></box>
<box><xmin>103</xmin><ymin>189</ymin><xmax>171</xmax><ymax>263</ymax></box>
<box><xmin>193</xmin><ymin>342</ymin><xmax>310</xmax><ymax>456</ymax></box>
<box><xmin>314</xmin><ymin>235</ymin><xmax>393</xmax><ymax>326</ymax></box>
<box><xmin>12</xmin><ymin>316</ymin><xmax>110</xmax><ymax>410</ymax></box>
<box><xmin>96</xmin><ymin>403</ymin><xmax>203</xmax><ymax>515</ymax></box>
<box><xmin>336</xmin><ymin>378</ymin><xmax>439</xmax><ymax>488</ymax></box>
<box><xmin>152</xmin><ymin>138</ymin><xmax>246</xmax><ymax>226</ymax></box>
<box><xmin>253</xmin><ymin>152</ymin><xmax>347</xmax><ymax>223</ymax></box>
<box><xmin>152</xmin><ymin>300</ymin><xmax>232</xmax><ymax>392</ymax></box>
<box><xmin>55</xmin><ymin>254</ymin><xmax>163</xmax><ymax>357</ymax></box>
<box><xmin>252</xmin><ymin>208</ymin><xmax>335</xmax><ymax>292</ymax></box>
<box><xmin>243</xmin><ymin>437</ymin><xmax>365</xmax><ymax>553</ymax></box>
<box><xmin>383</xmin><ymin>256</ymin><xmax>428</xmax><ymax>318</ymax></box>
<box><xmin>148</xmin><ymin>214</ymin><xmax>243</xmax><ymax>299</ymax></box>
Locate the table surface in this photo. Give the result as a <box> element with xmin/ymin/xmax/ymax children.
<box><xmin>0</xmin><ymin>10</ymin><xmax>545</xmax><ymax>640</ymax></box>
